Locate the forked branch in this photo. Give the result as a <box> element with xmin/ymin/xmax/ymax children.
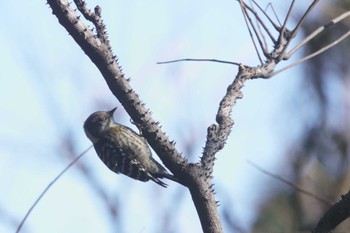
<box><xmin>37</xmin><ymin>1</ymin><xmax>350</xmax><ymax>233</ymax></box>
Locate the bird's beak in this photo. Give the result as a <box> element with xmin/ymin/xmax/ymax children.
<box><xmin>109</xmin><ymin>107</ymin><xmax>117</xmax><ymax>116</ymax></box>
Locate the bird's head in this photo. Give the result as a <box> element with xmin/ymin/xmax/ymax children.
<box><xmin>83</xmin><ymin>107</ymin><xmax>117</xmax><ymax>143</ymax></box>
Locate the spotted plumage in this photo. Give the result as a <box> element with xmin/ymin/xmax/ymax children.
<box><xmin>84</xmin><ymin>108</ymin><xmax>176</xmax><ymax>187</ymax></box>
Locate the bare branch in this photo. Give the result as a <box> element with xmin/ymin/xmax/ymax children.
<box><xmin>157</xmin><ymin>58</ymin><xmax>240</xmax><ymax>66</ymax></box>
<box><xmin>263</xmin><ymin>2</ymin><xmax>282</xmax><ymax>27</ymax></box>
<box><xmin>248</xmin><ymin>161</ymin><xmax>332</xmax><ymax>206</ymax></box>
<box><xmin>271</xmin><ymin>30</ymin><xmax>350</xmax><ymax>77</ymax></box>
<box><xmin>285</xmin><ymin>11</ymin><xmax>350</xmax><ymax>59</ymax></box>
<box><xmin>73</xmin><ymin>0</ymin><xmax>110</xmax><ymax>45</ymax></box>
<box><xmin>16</xmin><ymin>146</ymin><xmax>92</xmax><ymax>233</ymax></box>
<box><xmin>255</xmin><ymin>0</ymin><xmax>281</xmax><ymax>30</ymax></box>
<box><xmin>244</xmin><ymin>1</ymin><xmax>277</xmax><ymax>48</ymax></box>
<box><xmin>46</xmin><ymin>1</ymin><xmax>223</xmax><ymax>232</ymax></box>
<box><xmin>42</xmin><ymin>1</ymin><xmax>349</xmax><ymax>232</ymax></box>
<box><xmin>279</xmin><ymin>0</ymin><xmax>295</xmax><ymax>42</ymax></box>
<box><xmin>46</xmin><ymin>0</ymin><xmax>187</xmax><ymax>177</ymax></box>
<box><xmin>239</xmin><ymin>0</ymin><xmax>264</xmax><ymax>64</ymax></box>
<box><xmin>278</xmin><ymin>0</ymin><xmax>320</xmax><ymax>60</ymax></box>
<box><xmin>200</xmin><ymin>64</ymin><xmax>265</xmax><ymax>170</ymax></box>
<box><xmin>313</xmin><ymin>189</ymin><xmax>350</xmax><ymax>233</ymax></box>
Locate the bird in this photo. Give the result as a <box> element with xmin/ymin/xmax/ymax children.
<box><xmin>83</xmin><ymin>107</ymin><xmax>177</xmax><ymax>187</ymax></box>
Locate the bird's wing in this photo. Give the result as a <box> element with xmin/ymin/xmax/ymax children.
<box><xmin>94</xmin><ymin>134</ymin><xmax>168</xmax><ymax>187</ymax></box>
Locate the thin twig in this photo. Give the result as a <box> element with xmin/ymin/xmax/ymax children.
<box><xmin>280</xmin><ymin>0</ymin><xmax>295</xmax><ymax>39</ymax></box>
<box><xmin>239</xmin><ymin>0</ymin><xmax>264</xmax><ymax>64</ymax></box>
<box><xmin>242</xmin><ymin>2</ymin><xmax>268</xmax><ymax>61</ymax></box>
<box><xmin>278</xmin><ymin>0</ymin><xmax>320</xmax><ymax>60</ymax></box>
<box><xmin>264</xmin><ymin>2</ymin><xmax>282</xmax><ymax>27</ymax></box>
<box><xmin>286</xmin><ymin>11</ymin><xmax>350</xmax><ymax>59</ymax></box>
<box><xmin>248</xmin><ymin>160</ymin><xmax>332</xmax><ymax>206</ymax></box>
<box><xmin>251</xmin><ymin>0</ymin><xmax>279</xmax><ymax>41</ymax></box>
<box><xmin>16</xmin><ymin>145</ymin><xmax>93</xmax><ymax>233</ymax></box>
<box><xmin>157</xmin><ymin>58</ymin><xmax>240</xmax><ymax>66</ymax></box>
<box><xmin>270</xmin><ymin>30</ymin><xmax>350</xmax><ymax>77</ymax></box>
<box><xmin>249</xmin><ymin>2</ymin><xmax>269</xmax><ymax>52</ymax></box>
<box><xmin>244</xmin><ymin>0</ymin><xmax>277</xmax><ymax>46</ymax></box>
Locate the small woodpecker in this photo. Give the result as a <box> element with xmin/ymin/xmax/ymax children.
<box><xmin>83</xmin><ymin>108</ymin><xmax>177</xmax><ymax>187</ymax></box>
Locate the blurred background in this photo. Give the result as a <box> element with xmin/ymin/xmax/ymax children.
<box><xmin>1</xmin><ymin>0</ymin><xmax>350</xmax><ymax>232</ymax></box>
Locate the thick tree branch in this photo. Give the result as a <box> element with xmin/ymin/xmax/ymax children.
<box><xmin>47</xmin><ymin>0</ymin><xmax>186</xmax><ymax>177</ymax></box>
<box><xmin>46</xmin><ymin>0</ymin><xmax>224</xmax><ymax>232</ymax></box>
<box><xmin>313</xmin><ymin>189</ymin><xmax>350</xmax><ymax>233</ymax></box>
<box><xmin>45</xmin><ymin>1</ymin><xmax>350</xmax><ymax>232</ymax></box>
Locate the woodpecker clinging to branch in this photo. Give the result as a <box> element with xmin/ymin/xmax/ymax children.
<box><xmin>83</xmin><ymin>108</ymin><xmax>177</xmax><ymax>187</ymax></box>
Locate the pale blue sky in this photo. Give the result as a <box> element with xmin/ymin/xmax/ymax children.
<box><xmin>0</xmin><ymin>1</ymin><xmax>309</xmax><ymax>232</ymax></box>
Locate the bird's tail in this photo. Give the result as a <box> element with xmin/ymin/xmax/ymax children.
<box><xmin>162</xmin><ymin>173</ymin><xmax>182</xmax><ymax>185</ymax></box>
<box><xmin>151</xmin><ymin>172</ymin><xmax>181</xmax><ymax>188</ymax></box>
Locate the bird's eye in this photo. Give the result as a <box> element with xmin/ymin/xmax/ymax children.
<box><xmin>92</xmin><ymin>116</ymin><xmax>103</xmax><ymax>125</ymax></box>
